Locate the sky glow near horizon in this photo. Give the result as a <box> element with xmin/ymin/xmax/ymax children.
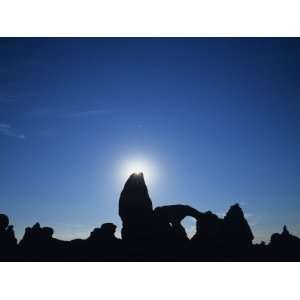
<box><xmin>0</xmin><ymin>38</ymin><xmax>299</xmax><ymax>243</ymax></box>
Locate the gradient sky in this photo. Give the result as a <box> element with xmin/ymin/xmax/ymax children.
<box><xmin>0</xmin><ymin>38</ymin><xmax>299</xmax><ymax>242</ymax></box>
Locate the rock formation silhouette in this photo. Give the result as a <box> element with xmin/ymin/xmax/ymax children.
<box><xmin>268</xmin><ymin>225</ymin><xmax>300</xmax><ymax>260</ymax></box>
<box><xmin>153</xmin><ymin>205</ymin><xmax>202</xmax><ymax>244</ymax></box>
<box><xmin>0</xmin><ymin>214</ymin><xmax>17</xmax><ymax>259</ymax></box>
<box><xmin>83</xmin><ymin>223</ymin><xmax>121</xmax><ymax>261</ymax></box>
<box><xmin>18</xmin><ymin>222</ymin><xmax>59</xmax><ymax>260</ymax></box>
<box><xmin>223</xmin><ymin>203</ymin><xmax>254</xmax><ymax>247</ymax></box>
<box><xmin>192</xmin><ymin>211</ymin><xmax>223</xmax><ymax>245</ymax></box>
<box><xmin>88</xmin><ymin>223</ymin><xmax>118</xmax><ymax>242</ymax></box>
<box><xmin>119</xmin><ymin>173</ymin><xmax>154</xmax><ymax>242</ymax></box>
<box><xmin>1</xmin><ymin>173</ymin><xmax>300</xmax><ymax>261</ymax></box>
<box><xmin>19</xmin><ymin>222</ymin><xmax>54</xmax><ymax>247</ymax></box>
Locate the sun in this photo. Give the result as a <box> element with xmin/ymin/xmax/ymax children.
<box><xmin>120</xmin><ymin>157</ymin><xmax>156</xmax><ymax>183</ymax></box>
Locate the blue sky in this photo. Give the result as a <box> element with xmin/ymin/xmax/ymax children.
<box><xmin>0</xmin><ymin>38</ymin><xmax>299</xmax><ymax>242</ymax></box>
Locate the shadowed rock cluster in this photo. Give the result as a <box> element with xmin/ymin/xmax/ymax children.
<box><xmin>1</xmin><ymin>173</ymin><xmax>300</xmax><ymax>261</ymax></box>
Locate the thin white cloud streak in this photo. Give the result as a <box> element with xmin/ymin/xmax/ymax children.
<box><xmin>245</xmin><ymin>213</ymin><xmax>261</xmax><ymax>227</ymax></box>
<box><xmin>63</xmin><ymin>109</ymin><xmax>111</xmax><ymax>118</ymax></box>
<box><xmin>0</xmin><ymin>96</ymin><xmax>17</xmax><ymax>103</ymax></box>
<box><xmin>0</xmin><ymin>123</ymin><xmax>25</xmax><ymax>139</ymax></box>
<box><xmin>28</xmin><ymin>108</ymin><xmax>111</xmax><ymax>119</ymax></box>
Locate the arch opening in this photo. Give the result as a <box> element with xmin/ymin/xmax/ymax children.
<box><xmin>181</xmin><ymin>216</ymin><xmax>197</xmax><ymax>240</ymax></box>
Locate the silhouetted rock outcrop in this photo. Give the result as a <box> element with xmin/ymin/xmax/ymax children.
<box><xmin>83</xmin><ymin>223</ymin><xmax>122</xmax><ymax>260</ymax></box>
<box><xmin>88</xmin><ymin>223</ymin><xmax>118</xmax><ymax>242</ymax></box>
<box><xmin>0</xmin><ymin>214</ymin><xmax>17</xmax><ymax>259</ymax></box>
<box><xmin>19</xmin><ymin>222</ymin><xmax>54</xmax><ymax>246</ymax></box>
<box><xmin>119</xmin><ymin>173</ymin><xmax>154</xmax><ymax>242</ymax></box>
<box><xmin>18</xmin><ymin>222</ymin><xmax>59</xmax><ymax>260</ymax></box>
<box><xmin>189</xmin><ymin>205</ymin><xmax>254</xmax><ymax>259</ymax></box>
<box><xmin>153</xmin><ymin>205</ymin><xmax>203</xmax><ymax>243</ymax></box>
<box><xmin>268</xmin><ymin>225</ymin><xmax>300</xmax><ymax>260</ymax></box>
<box><xmin>223</xmin><ymin>204</ymin><xmax>254</xmax><ymax>247</ymax></box>
<box><xmin>1</xmin><ymin>175</ymin><xmax>300</xmax><ymax>261</ymax></box>
<box><xmin>154</xmin><ymin>205</ymin><xmax>203</xmax><ymax>223</ymax></box>
<box><xmin>0</xmin><ymin>214</ymin><xmax>9</xmax><ymax>230</ymax></box>
<box><xmin>192</xmin><ymin>211</ymin><xmax>223</xmax><ymax>244</ymax></box>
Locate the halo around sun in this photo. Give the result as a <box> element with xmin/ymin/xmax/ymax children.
<box><xmin>120</xmin><ymin>157</ymin><xmax>156</xmax><ymax>183</ymax></box>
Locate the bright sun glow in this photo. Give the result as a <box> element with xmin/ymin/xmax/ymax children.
<box><xmin>120</xmin><ymin>157</ymin><xmax>156</xmax><ymax>183</ymax></box>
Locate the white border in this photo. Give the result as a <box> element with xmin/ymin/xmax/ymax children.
<box><xmin>1</xmin><ymin>262</ymin><xmax>300</xmax><ymax>300</ymax></box>
<box><xmin>0</xmin><ymin>0</ymin><xmax>300</xmax><ymax>36</ymax></box>
<box><xmin>1</xmin><ymin>1</ymin><xmax>300</xmax><ymax>299</ymax></box>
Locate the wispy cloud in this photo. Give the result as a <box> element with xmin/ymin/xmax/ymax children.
<box><xmin>28</xmin><ymin>108</ymin><xmax>111</xmax><ymax>119</ymax></box>
<box><xmin>63</xmin><ymin>109</ymin><xmax>111</xmax><ymax>118</ymax></box>
<box><xmin>0</xmin><ymin>123</ymin><xmax>25</xmax><ymax>139</ymax></box>
<box><xmin>245</xmin><ymin>213</ymin><xmax>261</xmax><ymax>227</ymax></box>
<box><xmin>0</xmin><ymin>96</ymin><xmax>17</xmax><ymax>103</ymax></box>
